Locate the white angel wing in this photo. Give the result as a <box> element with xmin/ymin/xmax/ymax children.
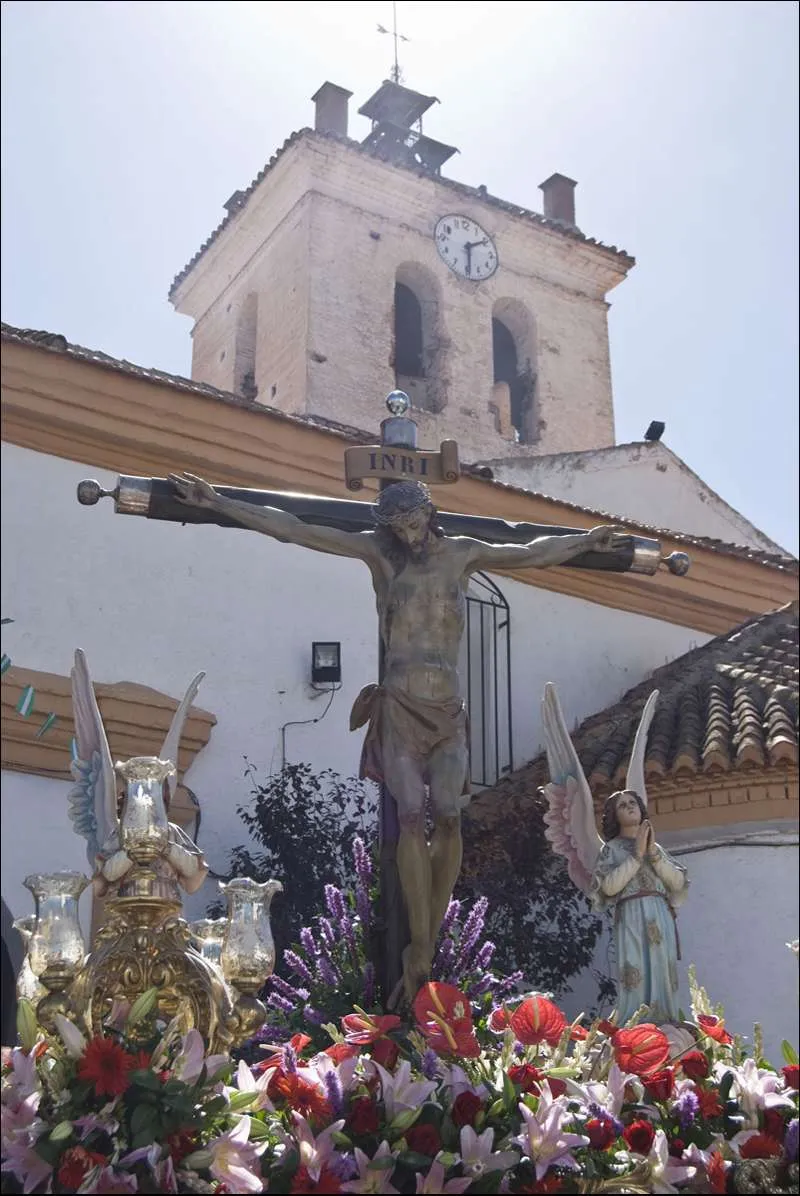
<box><xmin>625</xmin><ymin>689</ymin><xmax>659</xmax><ymax>809</ymax></box>
<box><xmin>67</xmin><ymin>649</ymin><xmax>118</xmax><ymax>867</ymax></box>
<box><xmin>160</xmin><ymin>671</ymin><xmax>205</xmax><ymax>802</ymax></box>
<box><xmin>541</xmin><ymin>682</ymin><xmax>603</xmax><ymax>894</ymax></box>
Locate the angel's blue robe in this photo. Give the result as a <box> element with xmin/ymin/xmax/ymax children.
<box><xmin>590</xmin><ymin>837</ymin><xmax>688</xmax><ymax>1025</ymax></box>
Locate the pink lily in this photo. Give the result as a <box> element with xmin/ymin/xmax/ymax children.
<box><xmin>292</xmin><ymin>1111</ymin><xmax>346</xmax><ymax>1182</ymax></box>
<box><xmin>207</xmin><ymin>1114</ymin><xmax>267</xmax><ymax>1194</ymax></box>
<box><xmin>77</xmin><ymin>1164</ymin><xmax>139</xmax><ymax>1193</ymax></box>
<box><xmin>459</xmin><ymin>1125</ymin><xmax>520</xmax><ymax>1179</ymax></box>
<box><xmin>231</xmin><ymin>1058</ymin><xmax>274</xmax><ymax>1112</ymax></box>
<box><xmin>0</xmin><ymin>1129</ymin><xmax>52</xmax><ymax>1195</ymax></box>
<box><xmin>415</xmin><ymin>1160</ymin><xmax>472</xmax><ymax>1194</ymax></box>
<box><xmin>369</xmin><ymin>1060</ymin><xmax>437</xmax><ymax>1121</ymax></box>
<box><xmin>512</xmin><ymin>1088</ymin><xmax>590</xmax><ymax>1180</ymax></box>
<box><xmin>341</xmin><ymin>1141</ymin><xmax>400</xmax><ymax>1194</ymax></box>
<box><xmin>172</xmin><ymin>1028</ymin><xmax>228</xmax><ymax>1083</ymax></box>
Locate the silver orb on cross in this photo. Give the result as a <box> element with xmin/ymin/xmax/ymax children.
<box><xmin>385</xmin><ymin>390</ymin><xmax>411</xmax><ymax>417</ymax></box>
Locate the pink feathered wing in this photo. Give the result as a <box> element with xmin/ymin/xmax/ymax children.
<box><xmin>541</xmin><ymin>683</ymin><xmax>602</xmax><ymax>896</ymax></box>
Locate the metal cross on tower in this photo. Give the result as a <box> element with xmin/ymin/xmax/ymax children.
<box><xmin>377</xmin><ymin>2</ymin><xmax>410</xmax><ymax>84</ymax></box>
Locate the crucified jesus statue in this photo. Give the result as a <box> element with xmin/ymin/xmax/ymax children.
<box><xmin>169</xmin><ymin>470</ymin><xmax>626</xmax><ymax>1002</ymax></box>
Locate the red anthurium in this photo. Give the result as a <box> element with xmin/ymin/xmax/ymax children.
<box><xmin>612</xmin><ymin>1024</ymin><xmax>670</xmax><ymax>1077</ymax></box>
<box><xmin>697</xmin><ymin>1014</ymin><xmax>733</xmax><ymax>1045</ymax></box>
<box><xmin>510</xmin><ymin>995</ymin><xmax>567</xmax><ymax>1048</ymax></box>
<box><xmin>341</xmin><ymin>1011</ymin><xmax>401</xmax><ymax>1045</ymax></box>
<box><xmin>324</xmin><ymin>1042</ymin><xmax>360</xmax><ymax>1065</ymax></box>
<box><xmin>488</xmin><ymin>1007</ymin><xmax>510</xmax><ymax>1033</ymax></box>
<box><xmin>413</xmin><ymin>982</ymin><xmax>480</xmax><ymax>1058</ymax></box>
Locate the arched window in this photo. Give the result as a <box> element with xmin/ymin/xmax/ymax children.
<box><xmin>394</xmin><ymin>283</ymin><xmax>424</xmax><ymax>378</ymax></box>
<box><xmin>459</xmin><ymin>573</ymin><xmax>513</xmax><ymax>787</ymax></box>
<box><xmin>393</xmin><ymin>264</ymin><xmax>445</xmax><ymax>413</ymax></box>
<box><xmin>234</xmin><ymin>293</ymin><xmax>258</xmax><ymax>401</ymax></box>
<box><xmin>491</xmin><ymin>301</ymin><xmax>538</xmax><ymax>444</ymax></box>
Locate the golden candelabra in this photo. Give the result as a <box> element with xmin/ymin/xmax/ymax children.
<box><xmin>20</xmin><ymin>757</ymin><xmax>282</xmax><ymax>1053</ymax></box>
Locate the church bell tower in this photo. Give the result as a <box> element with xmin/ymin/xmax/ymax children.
<box><xmin>169</xmin><ymin>77</ymin><xmax>634</xmax><ymax>465</ymax></box>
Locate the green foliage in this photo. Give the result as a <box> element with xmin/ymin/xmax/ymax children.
<box><xmin>209</xmin><ymin>760</ymin><xmax>377</xmax><ymax>958</ymax></box>
<box><xmin>459</xmin><ymin>795</ymin><xmax>614</xmax><ymax>1011</ymax></box>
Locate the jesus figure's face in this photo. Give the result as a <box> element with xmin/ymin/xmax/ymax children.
<box><xmin>391</xmin><ymin>508</ymin><xmax>433</xmax><ymax>555</ymax></box>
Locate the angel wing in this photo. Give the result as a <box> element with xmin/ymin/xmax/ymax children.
<box><xmin>159</xmin><ymin>671</ymin><xmax>205</xmax><ymax>803</ymax></box>
<box><xmin>67</xmin><ymin>649</ymin><xmax>118</xmax><ymax>867</ymax></box>
<box><xmin>540</xmin><ymin>682</ymin><xmax>603</xmax><ymax>895</ymax></box>
<box><xmin>625</xmin><ymin>689</ymin><xmax>659</xmax><ymax>808</ymax></box>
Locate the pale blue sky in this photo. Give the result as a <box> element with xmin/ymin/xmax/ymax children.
<box><xmin>2</xmin><ymin>0</ymin><xmax>798</xmax><ymax>553</ymax></box>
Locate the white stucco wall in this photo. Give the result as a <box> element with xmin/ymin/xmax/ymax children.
<box><xmin>481</xmin><ymin>442</ymin><xmax>786</xmax><ymax>553</ymax></box>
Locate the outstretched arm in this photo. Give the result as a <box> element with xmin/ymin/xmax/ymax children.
<box><xmin>168</xmin><ymin>472</ymin><xmax>378</xmax><ymax>562</ymax></box>
<box><xmin>463</xmin><ymin>525</ymin><xmax>629</xmax><ymax>572</ymax></box>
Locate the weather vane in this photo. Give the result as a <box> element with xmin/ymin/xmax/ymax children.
<box><xmin>377</xmin><ymin>1</ymin><xmax>410</xmax><ymax>84</ymax></box>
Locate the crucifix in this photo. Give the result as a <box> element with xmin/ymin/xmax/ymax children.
<box><xmin>77</xmin><ymin>392</ymin><xmax>689</xmax><ymax>1006</ymax></box>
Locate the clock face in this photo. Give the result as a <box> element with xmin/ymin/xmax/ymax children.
<box><xmin>434</xmin><ymin>215</ymin><xmax>498</xmax><ymax>281</ymax></box>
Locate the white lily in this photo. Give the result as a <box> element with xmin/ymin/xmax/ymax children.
<box><xmin>645</xmin><ymin>1128</ymin><xmax>697</xmax><ymax>1194</ymax></box>
<box><xmin>369</xmin><ymin>1060</ymin><xmax>437</xmax><ymax>1121</ymax></box>
<box><xmin>53</xmin><ymin>1014</ymin><xmax>87</xmax><ymax>1060</ymax></box>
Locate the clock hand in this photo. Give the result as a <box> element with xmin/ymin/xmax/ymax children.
<box><xmin>465</xmin><ymin>241</ymin><xmax>472</xmax><ymax>277</ymax></box>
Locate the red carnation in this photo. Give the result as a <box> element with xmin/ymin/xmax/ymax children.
<box><xmin>413</xmin><ymin>982</ymin><xmax>480</xmax><ymax>1058</ymax></box>
<box><xmin>77</xmin><ymin>1035</ymin><xmax>136</xmax><ymax>1098</ymax></box>
<box><xmin>371</xmin><ymin>1037</ymin><xmax>399</xmax><ymax>1071</ymax></box>
<box><xmin>782</xmin><ymin>1064</ymin><xmax>800</xmax><ymax>1090</ymax></box>
<box><xmin>680</xmin><ymin>1050</ymin><xmax>710</xmax><ymax>1081</ymax></box>
<box><xmin>668</xmin><ymin>1137</ymin><xmax>685</xmax><ymax>1158</ymax></box>
<box><xmin>739</xmin><ymin>1132</ymin><xmax>782</xmax><ymax>1159</ymax></box>
<box><xmin>347</xmin><ymin>1097</ymin><xmax>380</xmax><ymax>1136</ymax></box>
<box><xmin>612</xmin><ymin>1024</ymin><xmax>670</xmax><ymax>1077</ymax></box>
<box><xmin>644</xmin><ymin>1068</ymin><xmax>675</xmax><ymax>1101</ymax></box>
<box><xmin>406</xmin><ymin>1123</ymin><xmax>442</xmax><ymax>1157</ymax></box>
<box><xmin>509</xmin><ymin>1063</ymin><xmax>543</xmax><ymax>1092</ymax></box>
<box><xmin>623</xmin><ymin>1119</ymin><xmax>656</xmax><ymax>1156</ymax></box>
<box><xmin>697</xmin><ymin>1014</ymin><xmax>733</xmax><ymax>1045</ymax></box>
<box><xmin>510</xmin><ymin>995</ymin><xmax>567</xmax><ymax>1047</ymax></box>
<box><xmin>706</xmin><ymin>1150</ymin><xmax>727</xmax><ymax>1194</ymax></box>
<box><xmin>57</xmin><ymin>1147</ymin><xmax>107</xmax><ymax>1190</ymax></box>
<box><xmin>451</xmin><ymin>1091</ymin><xmax>483</xmax><ymax>1128</ymax></box>
<box><xmin>696</xmin><ymin>1088</ymin><xmax>723</xmax><ymax>1119</ymax></box>
<box><xmin>341</xmin><ymin>1012</ymin><xmax>402</xmax><ymax>1045</ymax></box>
<box><xmin>517</xmin><ymin>1176</ymin><xmax>564</xmax><ymax>1194</ymax></box>
<box><xmin>585</xmin><ymin>1117</ymin><xmax>617</xmax><ymax>1151</ymax></box>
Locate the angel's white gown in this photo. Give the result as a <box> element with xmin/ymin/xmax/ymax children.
<box><xmin>590</xmin><ymin>839</ymin><xmax>688</xmax><ymax>1025</ymax></box>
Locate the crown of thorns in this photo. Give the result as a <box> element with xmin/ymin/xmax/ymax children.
<box><xmin>373</xmin><ymin>481</ymin><xmax>435</xmax><ymax>526</ymax></box>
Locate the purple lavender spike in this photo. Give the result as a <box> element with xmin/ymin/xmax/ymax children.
<box><xmin>300</xmin><ymin>927</ymin><xmax>319</xmax><ymax>957</ymax></box>
<box><xmin>318</xmin><ymin>954</ymin><xmax>340</xmax><ymax>987</ymax></box>
<box><xmin>284</xmin><ymin>949</ymin><xmax>315</xmax><ymax>987</ymax></box>
<box><xmin>472</xmin><ymin>940</ymin><xmax>496</xmax><ymax>972</ymax></box>
<box><xmin>324</xmin><ymin>884</ymin><xmax>346</xmax><ymax>921</ymax></box>
<box><xmin>324</xmin><ymin>1068</ymin><xmax>346</xmax><ymax>1117</ymax></box>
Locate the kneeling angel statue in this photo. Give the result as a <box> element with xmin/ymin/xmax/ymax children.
<box><xmin>541</xmin><ymin>684</ymin><xmax>689</xmax><ymax>1025</ymax></box>
<box><xmin>67</xmin><ymin>649</ymin><xmax>208</xmax><ymax>900</ymax></box>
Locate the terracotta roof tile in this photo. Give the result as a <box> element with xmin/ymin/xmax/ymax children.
<box><xmin>2</xmin><ymin>322</ymin><xmax>797</xmax><ymax>575</ymax></box>
<box><xmin>167</xmin><ymin>127</ymin><xmax>635</xmax><ymax>299</ymax></box>
<box><xmin>469</xmin><ymin>602</ymin><xmax>799</xmax><ymax>828</ymax></box>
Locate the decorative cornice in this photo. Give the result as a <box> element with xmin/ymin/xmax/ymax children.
<box><xmin>1</xmin><ymin>666</ymin><xmax>216</xmax><ymax>827</ymax></box>
<box><xmin>2</xmin><ymin>336</ymin><xmax>797</xmax><ymax>637</ymax></box>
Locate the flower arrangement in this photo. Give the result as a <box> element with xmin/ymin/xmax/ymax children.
<box><xmin>252</xmin><ymin>840</ymin><xmax>521</xmax><ymax>1057</ymax></box>
<box><xmin>3</xmin><ymin>966</ymin><xmax>798</xmax><ymax>1194</ymax></box>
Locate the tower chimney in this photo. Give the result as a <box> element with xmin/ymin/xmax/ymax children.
<box><xmin>311</xmin><ymin>82</ymin><xmax>353</xmax><ymax>137</ymax></box>
<box><xmin>538</xmin><ymin>173</ymin><xmax>578</xmax><ymax>228</ymax></box>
